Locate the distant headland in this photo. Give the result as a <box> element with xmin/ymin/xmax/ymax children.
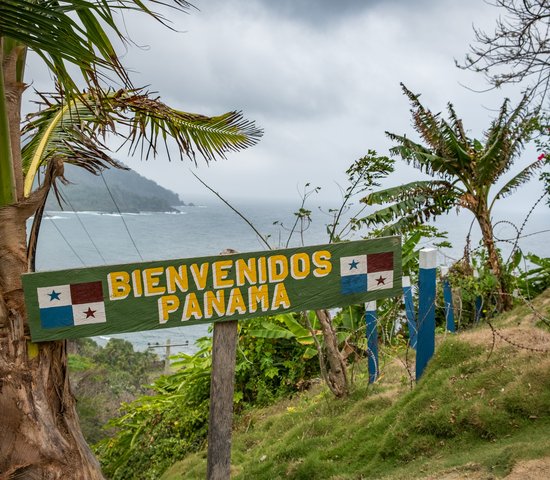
<box><xmin>46</xmin><ymin>164</ymin><xmax>192</xmax><ymax>213</ymax></box>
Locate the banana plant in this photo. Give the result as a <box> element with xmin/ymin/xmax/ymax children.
<box><xmin>361</xmin><ymin>84</ymin><xmax>544</xmax><ymax>311</ymax></box>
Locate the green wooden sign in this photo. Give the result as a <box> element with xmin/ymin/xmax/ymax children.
<box><xmin>22</xmin><ymin>237</ymin><xmax>402</xmax><ymax>342</ymax></box>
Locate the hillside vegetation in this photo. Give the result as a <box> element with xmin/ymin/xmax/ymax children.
<box><xmin>163</xmin><ymin>290</ymin><xmax>550</xmax><ymax>480</ymax></box>
<box><xmin>45</xmin><ymin>164</ymin><xmax>184</xmax><ymax>213</ymax></box>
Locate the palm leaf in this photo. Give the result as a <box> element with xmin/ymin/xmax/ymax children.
<box><xmin>360</xmin><ymin>180</ymin><xmax>458</xmax><ymax>233</ymax></box>
<box><xmin>0</xmin><ymin>0</ymin><xmax>192</xmax><ymax>95</ymax></box>
<box><xmin>490</xmin><ymin>159</ymin><xmax>544</xmax><ymax>208</ymax></box>
<box><xmin>22</xmin><ymin>89</ymin><xmax>263</xmax><ymax>196</ymax></box>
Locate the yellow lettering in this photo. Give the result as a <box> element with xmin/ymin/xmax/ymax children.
<box><xmin>248</xmin><ymin>284</ymin><xmax>269</xmax><ymax>313</ymax></box>
<box><xmin>204</xmin><ymin>290</ymin><xmax>226</xmax><ymax>318</ymax></box>
<box><xmin>212</xmin><ymin>260</ymin><xmax>234</xmax><ymax>289</ymax></box>
<box><xmin>290</xmin><ymin>253</ymin><xmax>310</xmax><ymax>279</ymax></box>
<box><xmin>235</xmin><ymin>258</ymin><xmax>257</xmax><ymax>286</ymax></box>
<box><xmin>312</xmin><ymin>250</ymin><xmax>332</xmax><ymax>277</ymax></box>
<box><xmin>108</xmin><ymin>271</ymin><xmax>131</xmax><ymax>300</ymax></box>
<box><xmin>166</xmin><ymin>265</ymin><xmax>188</xmax><ymax>293</ymax></box>
<box><xmin>271</xmin><ymin>283</ymin><xmax>290</xmax><ymax>310</ymax></box>
<box><xmin>268</xmin><ymin>255</ymin><xmax>288</xmax><ymax>282</ymax></box>
<box><xmin>143</xmin><ymin>267</ymin><xmax>166</xmax><ymax>296</ymax></box>
<box><xmin>257</xmin><ymin>256</ymin><xmax>267</xmax><ymax>284</ymax></box>
<box><xmin>226</xmin><ymin>287</ymin><xmax>247</xmax><ymax>316</ymax></box>
<box><xmin>182</xmin><ymin>293</ymin><xmax>203</xmax><ymax>321</ymax></box>
<box><xmin>190</xmin><ymin>263</ymin><xmax>209</xmax><ymax>290</ymax></box>
<box><xmin>158</xmin><ymin>295</ymin><xmax>180</xmax><ymax>324</ymax></box>
<box><xmin>132</xmin><ymin>269</ymin><xmax>143</xmax><ymax>297</ymax></box>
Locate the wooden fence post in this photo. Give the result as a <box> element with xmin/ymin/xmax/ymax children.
<box><xmin>207</xmin><ymin>249</ymin><xmax>239</xmax><ymax>480</ymax></box>
<box><xmin>206</xmin><ymin>320</ymin><xmax>238</xmax><ymax>480</ymax></box>
<box><xmin>402</xmin><ymin>276</ymin><xmax>417</xmax><ymax>350</ymax></box>
<box><xmin>365</xmin><ymin>301</ymin><xmax>378</xmax><ymax>384</ymax></box>
<box><xmin>416</xmin><ymin>248</ymin><xmax>437</xmax><ymax>381</ymax></box>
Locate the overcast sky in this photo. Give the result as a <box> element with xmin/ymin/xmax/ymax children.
<box><xmin>27</xmin><ymin>0</ymin><xmax>546</xmax><ymax>211</ymax></box>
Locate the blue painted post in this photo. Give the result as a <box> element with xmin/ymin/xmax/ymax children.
<box><xmin>365</xmin><ymin>300</ymin><xmax>378</xmax><ymax>384</ymax></box>
<box><xmin>473</xmin><ymin>270</ymin><xmax>483</xmax><ymax>323</ymax></box>
<box><xmin>416</xmin><ymin>248</ymin><xmax>437</xmax><ymax>381</ymax></box>
<box><xmin>440</xmin><ymin>266</ymin><xmax>455</xmax><ymax>333</ymax></box>
<box><xmin>402</xmin><ymin>276</ymin><xmax>417</xmax><ymax>350</ymax></box>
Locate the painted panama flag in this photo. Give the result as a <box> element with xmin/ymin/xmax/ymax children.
<box><xmin>37</xmin><ymin>281</ymin><xmax>106</xmax><ymax>329</ymax></box>
<box><xmin>340</xmin><ymin>251</ymin><xmax>394</xmax><ymax>294</ymax></box>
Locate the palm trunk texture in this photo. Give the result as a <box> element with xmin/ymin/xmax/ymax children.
<box><xmin>0</xmin><ymin>53</ymin><xmax>104</xmax><ymax>480</ymax></box>
<box><xmin>476</xmin><ymin>207</ymin><xmax>513</xmax><ymax>312</ymax></box>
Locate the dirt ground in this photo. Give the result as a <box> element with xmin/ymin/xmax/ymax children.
<box><xmin>422</xmin><ymin>457</ymin><xmax>550</xmax><ymax>479</ymax></box>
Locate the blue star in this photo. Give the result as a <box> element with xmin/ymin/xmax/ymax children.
<box><xmin>48</xmin><ymin>290</ymin><xmax>61</xmax><ymax>301</ymax></box>
<box><xmin>348</xmin><ymin>259</ymin><xmax>359</xmax><ymax>270</ymax></box>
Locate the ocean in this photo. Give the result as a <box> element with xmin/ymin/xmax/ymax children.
<box><xmin>31</xmin><ymin>197</ymin><xmax>549</xmax><ymax>356</ymax></box>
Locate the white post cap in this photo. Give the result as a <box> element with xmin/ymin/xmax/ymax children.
<box><xmin>402</xmin><ymin>276</ymin><xmax>411</xmax><ymax>287</ymax></box>
<box><xmin>365</xmin><ymin>301</ymin><xmax>377</xmax><ymax>311</ymax></box>
<box><xmin>419</xmin><ymin>248</ymin><xmax>438</xmax><ymax>269</ymax></box>
<box><xmin>439</xmin><ymin>266</ymin><xmax>449</xmax><ymax>277</ymax></box>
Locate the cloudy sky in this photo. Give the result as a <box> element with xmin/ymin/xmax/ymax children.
<box><xmin>28</xmin><ymin>0</ymin><xmax>545</xmax><ymax>209</ymax></box>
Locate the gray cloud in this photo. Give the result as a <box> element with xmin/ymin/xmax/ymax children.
<box><xmin>23</xmin><ymin>0</ymin><xmax>545</xmax><ymax>211</ymax></box>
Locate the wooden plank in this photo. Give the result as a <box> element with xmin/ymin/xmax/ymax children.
<box><xmin>206</xmin><ymin>319</ymin><xmax>238</xmax><ymax>479</ymax></box>
<box><xmin>22</xmin><ymin>237</ymin><xmax>403</xmax><ymax>342</ymax></box>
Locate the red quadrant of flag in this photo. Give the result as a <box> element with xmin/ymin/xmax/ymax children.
<box><xmin>70</xmin><ymin>281</ymin><xmax>103</xmax><ymax>305</ymax></box>
<box><xmin>367</xmin><ymin>252</ymin><xmax>393</xmax><ymax>273</ymax></box>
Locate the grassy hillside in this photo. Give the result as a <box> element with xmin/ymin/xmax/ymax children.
<box><xmin>163</xmin><ymin>290</ymin><xmax>550</xmax><ymax>479</ymax></box>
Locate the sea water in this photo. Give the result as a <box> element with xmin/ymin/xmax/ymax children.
<box><xmin>31</xmin><ymin>198</ymin><xmax>549</xmax><ymax>355</ymax></box>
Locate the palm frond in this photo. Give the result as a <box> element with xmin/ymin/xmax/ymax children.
<box><xmin>0</xmin><ymin>0</ymin><xmax>193</xmax><ymax>96</ymax></box>
<box><xmin>478</xmin><ymin>95</ymin><xmax>535</xmax><ymax>184</ymax></box>
<box><xmin>22</xmin><ymin>89</ymin><xmax>263</xmax><ymax>195</ymax></box>
<box><xmin>359</xmin><ymin>180</ymin><xmax>458</xmax><ymax>234</ymax></box>
<box><xmin>490</xmin><ymin>159</ymin><xmax>544</xmax><ymax>209</ymax></box>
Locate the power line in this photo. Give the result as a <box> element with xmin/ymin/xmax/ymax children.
<box><xmin>62</xmin><ymin>189</ymin><xmax>108</xmax><ymax>265</ymax></box>
<box><xmin>44</xmin><ymin>214</ymin><xmax>87</xmax><ymax>267</ymax></box>
<box><xmin>99</xmin><ymin>171</ymin><xmax>143</xmax><ymax>261</ymax></box>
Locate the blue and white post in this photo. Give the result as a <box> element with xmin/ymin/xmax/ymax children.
<box><xmin>402</xmin><ymin>276</ymin><xmax>417</xmax><ymax>350</ymax></box>
<box><xmin>440</xmin><ymin>266</ymin><xmax>455</xmax><ymax>333</ymax></box>
<box><xmin>416</xmin><ymin>248</ymin><xmax>437</xmax><ymax>381</ymax></box>
<box><xmin>473</xmin><ymin>269</ymin><xmax>483</xmax><ymax>323</ymax></box>
<box><xmin>365</xmin><ymin>300</ymin><xmax>379</xmax><ymax>384</ymax></box>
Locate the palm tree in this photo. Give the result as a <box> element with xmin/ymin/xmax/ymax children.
<box><xmin>362</xmin><ymin>84</ymin><xmax>543</xmax><ymax>312</ymax></box>
<box><xmin>0</xmin><ymin>2</ymin><xmax>261</xmax><ymax>477</ymax></box>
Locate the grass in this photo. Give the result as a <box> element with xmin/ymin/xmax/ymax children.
<box><xmin>162</xmin><ymin>290</ymin><xmax>550</xmax><ymax>479</ymax></box>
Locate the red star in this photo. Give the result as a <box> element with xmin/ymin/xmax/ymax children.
<box><xmin>84</xmin><ymin>307</ymin><xmax>96</xmax><ymax>318</ymax></box>
<box><xmin>375</xmin><ymin>275</ymin><xmax>386</xmax><ymax>285</ymax></box>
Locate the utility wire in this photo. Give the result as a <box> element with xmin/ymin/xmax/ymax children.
<box><xmin>61</xmin><ymin>188</ymin><xmax>108</xmax><ymax>265</ymax></box>
<box><xmin>45</xmin><ymin>214</ymin><xmax>87</xmax><ymax>267</ymax></box>
<box><xmin>100</xmin><ymin>171</ymin><xmax>143</xmax><ymax>261</ymax></box>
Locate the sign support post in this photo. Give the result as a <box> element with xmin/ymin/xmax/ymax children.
<box><xmin>206</xmin><ymin>319</ymin><xmax>238</xmax><ymax>480</ymax></box>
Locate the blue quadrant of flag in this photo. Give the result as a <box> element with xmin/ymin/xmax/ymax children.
<box><xmin>341</xmin><ymin>274</ymin><xmax>367</xmax><ymax>294</ymax></box>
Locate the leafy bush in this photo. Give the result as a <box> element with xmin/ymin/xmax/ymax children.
<box><xmin>95</xmin><ymin>318</ymin><xmax>320</xmax><ymax>479</ymax></box>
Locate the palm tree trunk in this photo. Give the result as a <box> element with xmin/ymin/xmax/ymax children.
<box><xmin>0</xmin><ymin>51</ymin><xmax>104</xmax><ymax>480</ymax></box>
<box><xmin>476</xmin><ymin>208</ymin><xmax>512</xmax><ymax>312</ymax></box>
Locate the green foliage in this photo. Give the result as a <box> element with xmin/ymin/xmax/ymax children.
<box><xmin>68</xmin><ymin>338</ymin><xmax>160</xmax><ymax>445</ymax></box>
<box><xmin>95</xmin><ymin>319</ymin><xmax>320</xmax><ymax>479</ymax></box>
<box><xmin>516</xmin><ymin>253</ymin><xmax>550</xmax><ymax>296</ymax></box>
<box><xmin>163</xmin><ymin>302</ymin><xmax>550</xmax><ymax>479</ymax></box>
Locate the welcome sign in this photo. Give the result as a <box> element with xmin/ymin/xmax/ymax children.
<box><xmin>22</xmin><ymin>237</ymin><xmax>402</xmax><ymax>341</ymax></box>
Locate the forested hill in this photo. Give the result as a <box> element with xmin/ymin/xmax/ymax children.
<box><xmin>45</xmin><ymin>164</ymin><xmax>185</xmax><ymax>213</ymax></box>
